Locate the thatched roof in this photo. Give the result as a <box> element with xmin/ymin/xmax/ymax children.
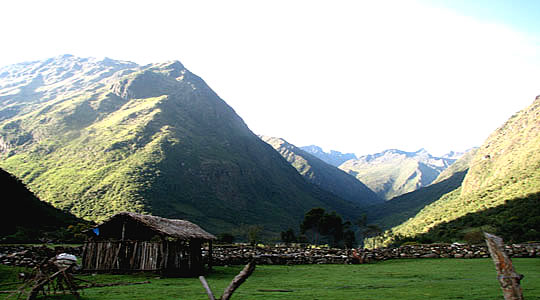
<box><xmin>99</xmin><ymin>212</ymin><xmax>216</xmax><ymax>240</ymax></box>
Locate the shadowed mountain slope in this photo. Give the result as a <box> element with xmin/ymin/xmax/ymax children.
<box><xmin>0</xmin><ymin>168</ymin><xmax>81</xmax><ymax>241</ymax></box>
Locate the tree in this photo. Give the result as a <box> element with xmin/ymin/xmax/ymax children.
<box><xmin>363</xmin><ymin>224</ymin><xmax>383</xmax><ymax>248</ymax></box>
<box><xmin>342</xmin><ymin>221</ymin><xmax>356</xmax><ymax>248</ymax></box>
<box><xmin>300</xmin><ymin>208</ymin><xmax>353</xmax><ymax>248</ymax></box>
<box><xmin>246</xmin><ymin>225</ymin><xmax>262</xmax><ymax>247</ymax></box>
<box><xmin>300</xmin><ymin>208</ymin><xmax>326</xmax><ymax>245</ymax></box>
<box><xmin>320</xmin><ymin>212</ymin><xmax>344</xmax><ymax>247</ymax></box>
<box><xmin>280</xmin><ymin>228</ymin><xmax>297</xmax><ymax>245</ymax></box>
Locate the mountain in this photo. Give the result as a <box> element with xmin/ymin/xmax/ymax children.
<box><xmin>441</xmin><ymin>150</ymin><xmax>468</xmax><ymax>160</ymax></box>
<box><xmin>300</xmin><ymin>145</ymin><xmax>357</xmax><ymax>167</ymax></box>
<box><xmin>339</xmin><ymin>149</ymin><xmax>456</xmax><ymax>200</ymax></box>
<box><xmin>260</xmin><ymin>136</ymin><xmax>382</xmax><ymax>206</ymax></box>
<box><xmin>0</xmin><ymin>55</ymin><xmax>362</xmax><ymax>235</ymax></box>
<box><xmin>387</xmin><ymin>97</ymin><xmax>540</xmax><ymax>243</ymax></box>
<box><xmin>0</xmin><ymin>167</ymin><xmax>82</xmax><ymax>242</ymax></box>
<box><xmin>366</xmin><ymin>148</ymin><xmax>477</xmax><ymax>230</ymax></box>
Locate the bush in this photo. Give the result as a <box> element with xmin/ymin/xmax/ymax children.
<box><xmin>463</xmin><ymin>230</ymin><xmax>485</xmax><ymax>244</ymax></box>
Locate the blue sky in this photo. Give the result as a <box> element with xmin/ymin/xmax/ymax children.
<box><xmin>1</xmin><ymin>0</ymin><xmax>539</xmax><ymax>156</ymax></box>
<box><xmin>428</xmin><ymin>0</ymin><xmax>540</xmax><ymax>35</ymax></box>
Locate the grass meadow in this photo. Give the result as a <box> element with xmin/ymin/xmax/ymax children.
<box><xmin>1</xmin><ymin>258</ymin><xmax>538</xmax><ymax>300</ymax></box>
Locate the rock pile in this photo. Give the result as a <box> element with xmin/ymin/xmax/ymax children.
<box><xmin>211</xmin><ymin>246</ymin><xmax>353</xmax><ymax>266</ymax></box>
<box><xmin>0</xmin><ymin>245</ymin><xmax>81</xmax><ymax>268</ymax></box>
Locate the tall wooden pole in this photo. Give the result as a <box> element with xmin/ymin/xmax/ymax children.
<box><xmin>484</xmin><ymin>232</ymin><xmax>524</xmax><ymax>300</ymax></box>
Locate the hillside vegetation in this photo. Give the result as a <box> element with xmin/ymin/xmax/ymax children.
<box><xmin>388</xmin><ymin>97</ymin><xmax>540</xmax><ymax>243</ymax></box>
<box><xmin>0</xmin><ymin>56</ymin><xmax>362</xmax><ymax>236</ymax></box>
<box><xmin>260</xmin><ymin>136</ymin><xmax>381</xmax><ymax>206</ymax></box>
<box><xmin>407</xmin><ymin>192</ymin><xmax>540</xmax><ymax>244</ymax></box>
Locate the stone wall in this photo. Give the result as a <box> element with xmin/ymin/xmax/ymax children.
<box><xmin>0</xmin><ymin>245</ymin><xmax>82</xmax><ymax>268</ymax></box>
<box><xmin>1</xmin><ymin>243</ymin><xmax>538</xmax><ymax>269</ymax></box>
<box><xmin>210</xmin><ymin>243</ymin><xmax>540</xmax><ymax>266</ymax></box>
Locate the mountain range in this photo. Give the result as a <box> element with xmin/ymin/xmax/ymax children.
<box><xmin>300</xmin><ymin>145</ymin><xmax>357</xmax><ymax>167</ymax></box>
<box><xmin>0</xmin><ymin>55</ymin><xmax>362</xmax><ymax>235</ymax></box>
<box><xmin>339</xmin><ymin>149</ymin><xmax>456</xmax><ymax>200</ymax></box>
<box><xmin>365</xmin><ymin>148</ymin><xmax>477</xmax><ymax>230</ymax></box>
<box><xmin>1</xmin><ymin>54</ymin><xmax>537</xmax><ymax>245</ymax></box>
<box><xmin>259</xmin><ymin>136</ymin><xmax>381</xmax><ymax>206</ymax></box>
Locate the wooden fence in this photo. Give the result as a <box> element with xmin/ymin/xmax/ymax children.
<box><xmin>82</xmin><ymin>240</ymin><xmax>207</xmax><ymax>277</ymax></box>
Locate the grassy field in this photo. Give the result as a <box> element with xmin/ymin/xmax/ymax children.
<box><xmin>1</xmin><ymin>258</ymin><xmax>538</xmax><ymax>299</ymax></box>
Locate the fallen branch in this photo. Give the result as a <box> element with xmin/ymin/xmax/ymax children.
<box><xmin>0</xmin><ymin>282</ymin><xmax>22</xmax><ymax>287</ymax></box>
<box><xmin>484</xmin><ymin>232</ymin><xmax>524</xmax><ymax>300</ymax></box>
<box><xmin>221</xmin><ymin>261</ymin><xmax>256</xmax><ymax>300</ymax></box>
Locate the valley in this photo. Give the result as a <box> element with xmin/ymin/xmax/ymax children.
<box><xmin>0</xmin><ymin>55</ymin><xmax>539</xmax><ymax>246</ymax></box>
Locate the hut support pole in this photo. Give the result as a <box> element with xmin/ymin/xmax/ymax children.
<box><xmin>484</xmin><ymin>232</ymin><xmax>524</xmax><ymax>300</ymax></box>
<box><xmin>208</xmin><ymin>241</ymin><xmax>213</xmax><ymax>271</ymax></box>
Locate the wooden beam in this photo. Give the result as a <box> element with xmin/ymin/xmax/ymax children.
<box><xmin>484</xmin><ymin>232</ymin><xmax>524</xmax><ymax>300</ymax></box>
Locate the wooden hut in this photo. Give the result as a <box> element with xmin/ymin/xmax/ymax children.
<box><xmin>82</xmin><ymin>212</ymin><xmax>216</xmax><ymax>277</ymax></box>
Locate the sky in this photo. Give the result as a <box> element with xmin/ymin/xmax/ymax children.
<box><xmin>1</xmin><ymin>0</ymin><xmax>539</xmax><ymax>157</ymax></box>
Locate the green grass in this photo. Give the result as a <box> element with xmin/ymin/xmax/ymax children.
<box><xmin>1</xmin><ymin>259</ymin><xmax>539</xmax><ymax>299</ymax></box>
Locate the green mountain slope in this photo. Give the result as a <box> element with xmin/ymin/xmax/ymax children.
<box><xmin>388</xmin><ymin>97</ymin><xmax>540</xmax><ymax>242</ymax></box>
<box><xmin>339</xmin><ymin>149</ymin><xmax>456</xmax><ymax>200</ymax></box>
<box><xmin>260</xmin><ymin>136</ymin><xmax>382</xmax><ymax>206</ymax></box>
<box><xmin>405</xmin><ymin>192</ymin><xmax>540</xmax><ymax>244</ymax></box>
<box><xmin>0</xmin><ymin>55</ymin><xmax>362</xmax><ymax>235</ymax></box>
<box><xmin>0</xmin><ymin>167</ymin><xmax>82</xmax><ymax>242</ymax></box>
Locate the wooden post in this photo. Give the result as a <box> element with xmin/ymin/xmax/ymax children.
<box><xmin>484</xmin><ymin>232</ymin><xmax>524</xmax><ymax>300</ymax></box>
<box><xmin>208</xmin><ymin>240</ymin><xmax>213</xmax><ymax>271</ymax></box>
